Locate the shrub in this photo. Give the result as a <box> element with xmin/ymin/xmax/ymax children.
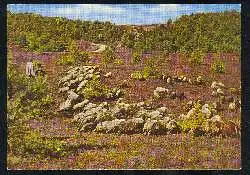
<box><xmin>77</xmin><ymin>51</ymin><xmax>91</xmax><ymax>64</ymax></box>
<box><xmin>57</xmin><ymin>54</ymin><xmax>75</xmax><ymax>66</ymax></box>
<box><xmin>101</xmin><ymin>46</ymin><xmax>117</xmax><ymax>66</ymax></box>
<box><xmin>114</xmin><ymin>58</ymin><xmax>124</xmax><ymax>65</ymax></box>
<box><xmin>188</xmin><ymin>50</ymin><xmax>204</xmax><ymax>66</ymax></box>
<box><xmin>8</xmin><ymin>127</ymin><xmax>66</xmax><ymax>158</ymax></box>
<box><xmin>143</xmin><ymin>58</ymin><xmax>158</xmax><ymax>78</ymax></box>
<box><xmin>211</xmin><ymin>53</ymin><xmax>225</xmax><ymax>73</ymax></box>
<box><xmin>177</xmin><ymin>101</ymin><xmax>207</xmax><ymax>136</ymax></box>
<box><xmin>131</xmin><ymin>71</ymin><xmax>145</xmax><ymax>81</ymax></box>
<box><xmin>82</xmin><ymin>76</ymin><xmax>110</xmax><ymax>100</ymax></box>
<box><xmin>131</xmin><ymin>51</ymin><xmax>142</xmax><ymax>65</ymax></box>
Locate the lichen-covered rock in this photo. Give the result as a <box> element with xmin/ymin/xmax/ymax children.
<box><xmin>201</xmin><ymin>104</ymin><xmax>211</xmax><ymax>118</ymax></box>
<box><xmin>73</xmin><ymin>99</ymin><xmax>89</xmax><ymax>110</ymax></box>
<box><xmin>143</xmin><ymin>119</ymin><xmax>167</xmax><ymax>135</ymax></box>
<box><xmin>59</xmin><ymin>86</ymin><xmax>69</xmax><ymax>93</ymax></box>
<box><xmin>95</xmin><ymin>119</ymin><xmax>126</xmax><ymax>133</ymax></box>
<box><xmin>59</xmin><ymin>99</ymin><xmax>72</xmax><ymax>111</ymax></box>
<box><xmin>185</xmin><ymin>108</ymin><xmax>196</xmax><ymax>118</ymax></box>
<box><xmin>159</xmin><ymin>119</ymin><xmax>180</xmax><ymax>134</ymax></box>
<box><xmin>204</xmin><ymin>115</ymin><xmax>225</xmax><ymax>136</ymax></box>
<box><xmin>153</xmin><ymin>87</ymin><xmax>169</xmax><ymax>99</ymax></box>
<box><xmin>104</xmin><ymin>72</ymin><xmax>112</xmax><ymax>78</ymax></box>
<box><xmin>136</xmin><ymin>109</ymin><xmax>150</xmax><ymax>120</ymax></box>
<box><xmin>79</xmin><ymin>122</ymin><xmax>97</xmax><ymax>132</ymax></box>
<box><xmin>84</xmin><ymin>103</ymin><xmax>97</xmax><ymax>111</ymax></box>
<box><xmin>149</xmin><ymin>110</ymin><xmax>163</xmax><ymax>120</ymax></box>
<box><xmin>95</xmin><ymin>111</ymin><xmax>115</xmax><ymax>123</ymax></box>
<box><xmin>77</xmin><ymin>80</ymin><xmax>88</xmax><ymax>92</ymax></box>
<box><xmin>67</xmin><ymin>90</ymin><xmax>79</xmax><ymax>101</ymax></box>
<box><xmin>123</xmin><ymin>118</ymin><xmax>144</xmax><ymax>134</ymax></box>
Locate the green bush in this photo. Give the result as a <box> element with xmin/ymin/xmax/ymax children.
<box><xmin>143</xmin><ymin>58</ymin><xmax>158</xmax><ymax>78</ymax></box>
<box><xmin>56</xmin><ymin>54</ymin><xmax>75</xmax><ymax>66</ymax></box>
<box><xmin>177</xmin><ymin>101</ymin><xmax>207</xmax><ymax>136</ymax></box>
<box><xmin>188</xmin><ymin>50</ymin><xmax>204</xmax><ymax>66</ymax></box>
<box><xmin>101</xmin><ymin>46</ymin><xmax>117</xmax><ymax>66</ymax></box>
<box><xmin>211</xmin><ymin>53</ymin><xmax>225</xmax><ymax>73</ymax></box>
<box><xmin>114</xmin><ymin>58</ymin><xmax>124</xmax><ymax>65</ymax></box>
<box><xmin>8</xmin><ymin>126</ymin><xmax>66</xmax><ymax>157</ymax></box>
<box><xmin>131</xmin><ymin>71</ymin><xmax>145</xmax><ymax>81</ymax></box>
<box><xmin>82</xmin><ymin>76</ymin><xmax>110</xmax><ymax>100</ymax></box>
<box><xmin>77</xmin><ymin>51</ymin><xmax>91</xmax><ymax>63</ymax></box>
<box><xmin>131</xmin><ymin>51</ymin><xmax>142</xmax><ymax>65</ymax></box>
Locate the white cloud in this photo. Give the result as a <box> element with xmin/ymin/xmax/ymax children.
<box><xmin>149</xmin><ymin>4</ymin><xmax>182</xmax><ymax>12</ymax></box>
<box><xmin>55</xmin><ymin>4</ymin><xmax>125</xmax><ymax>15</ymax></box>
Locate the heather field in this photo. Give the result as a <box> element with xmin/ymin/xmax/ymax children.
<box><xmin>7</xmin><ymin>7</ymin><xmax>241</xmax><ymax>169</ymax></box>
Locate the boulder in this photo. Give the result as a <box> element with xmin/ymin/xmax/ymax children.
<box><xmin>153</xmin><ymin>87</ymin><xmax>169</xmax><ymax>99</ymax></box>
<box><xmin>123</xmin><ymin>118</ymin><xmax>144</xmax><ymax>134</ymax></box>
<box><xmin>201</xmin><ymin>104</ymin><xmax>212</xmax><ymax>118</ymax></box>
<box><xmin>149</xmin><ymin>110</ymin><xmax>163</xmax><ymax>120</ymax></box>
<box><xmin>143</xmin><ymin>119</ymin><xmax>166</xmax><ymax>135</ymax></box>
<box><xmin>84</xmin><ymin>103</ymin><xmax>97</xmax><ymax>111</ymax></box>
<box><xmin>94</xmin><ymin>119</ymin><xmax>126</xmax><ymax>133</ymax></box>
<box><xmin>77</xmin><ymin>80</ymin><xmax>89</xmax><ymax>92</ymax></box>
<box><xmin>67</xmin><ymin>90</ymin><xmax>79</xmax><ymax>101</ymax></box>
<box><xmin>79</xmin><ymin>122</ymin><xmax>97</xmax><ymax>132</ymax></box>
<box><xmin>59</xmin><ymin>87</ymin><xmax>69</xmax><ymax>93</ymax></box>
<box><xmin>59</xmin><ymin>99</ymin><xmax>72</xmax><ymax>111</ymax></box>
<box><xmin>204</xmin><ymin>115</ymin><xmax>225</xmax><ymax>136</ymax></box>
<box><xmin>104</xmin><ymin>72</ymin><xmax>112</xmax><ymax>78</ymax></box>
<box><xmin>73</xmin><ymin>99</ymin><xmax>89</xmax><ymax>110</ymax></box>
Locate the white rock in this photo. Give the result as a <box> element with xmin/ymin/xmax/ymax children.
<box><xmin>59</xmin><ymin>99</ymin><xmax>72</xmax><ymax>111</ymax></box>
<box><xmin>67</xmin><ymin>90</ymin><xmax>79</xmax><ymax>101</ymax></box>
<box><xmin>59</xmin><ymin>87</ymin><xmax>69</xmax><ymax>93</ymax></box>
<box><xmin>73</xmin><ymin>99</ymin><xmax>89</xmax><ymax>110</ymax></box>
<box><xmin>104</xmin><ymin>72</ymin><xmax>112</xmax><ymax>78</ymax></box>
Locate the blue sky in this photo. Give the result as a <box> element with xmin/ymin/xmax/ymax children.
<box><xmin>7</xmin><ymin>4</ymin><xmax>241</xmax><ymax>25</ymax></box>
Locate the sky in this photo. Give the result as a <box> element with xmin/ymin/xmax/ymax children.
<box><xmin>7</xmin><ymin>4</ymin><xmax>241</xmax><ymax>25</ymax></box>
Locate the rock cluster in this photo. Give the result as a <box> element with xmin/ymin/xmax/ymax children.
<box><xmin>153</xmin><ymin>87</ymin><xmax>186</xmax><ymax>101</ymax></box>
<box><xmin>73</xmin><ymin>101</ymin><xmax>180</xmax><ymax>135</ymax></box>
<box><xmin>58</xmin><ymin>66</ymin><xmax>122</xmax><ymax>112</ymax></box>
<box><xmin>162</xmin><ymin>74</ymin><xmax>203</xmax><ymax>85</ymax></box>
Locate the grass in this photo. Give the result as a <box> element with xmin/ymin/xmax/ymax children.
<box><xmin>7</xmin><ymin>117</ymin><xmax>241</xmax><ymax>170</ymax></box>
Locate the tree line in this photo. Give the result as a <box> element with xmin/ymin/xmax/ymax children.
<box><xmin>7</xmin><ymin>10</ymin><xmax>240</xmax><ymax>54</ymax></box>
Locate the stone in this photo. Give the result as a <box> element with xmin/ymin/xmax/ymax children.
<box><xmin>77</xmin><ymin>80</ymin><xmax>88</xmax><ymax>92</ymax></box>
<box><xmin>59</xmin><ymin>99</ymin><xmax>72</xmax><ymax>111</ymax></box>
<box><xmin>201</xmin><ymin>104</ymin><xmax>211</xmax><ymax>118</ymax></box>
<box><xmin>104</xmin><ymin>72</ymin><xmax>112</xmax><ymax>78</ymax></box>
<box><xmin>59</xmin><ymin>87</ymin><xmax>69</xmax><ymax>93</ymax></box>
<box><xmin>186</xmin><ymin>108</ymin><xmax>196</xmax><ymax>118</ymax></box>
<box><xmin>123</xmin><ymin>118</ymin><xmax>144</xmax><ymax>134</ymax></box>
<box><xmin>143</xmin><ymin>119</ymin><xmax>166</xmax><ymax>135</ymax></box>
<box><xmin>95</xmin><ymin>119</ymin><xmax>126</xmax><ymax>133</ymax></box>
<box><xmin>204</xmin><ymin>115</ymin><xmax>225</xmax><ymax>136</ymax></box>
<box><xmin>84</xmin><ymin>103</ymin><xmax>97</xmax><ymax>111</ymax></box>
<box><xmin>79</xmin><ymin>122</ymin><xmax>97</xmax><ymax>132</ymax></box>
<box><xmin>68</xmin><ymin>90</ymin><xmax>79</xmax><ymax>101</ymax></box>
<box><xmin>149</xmin><ymin>110</ymin><xmax>163</xmax><ymax>120</ymax></box>
<box><xmin>153</xmin><ymin>87</ymin><xmax>169</xmax><ymax>99</ymax></box>
<box><xmin>73</xmin><ymin>99</ymin><xmax>89</xmax><ymax>110</ymax></box>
